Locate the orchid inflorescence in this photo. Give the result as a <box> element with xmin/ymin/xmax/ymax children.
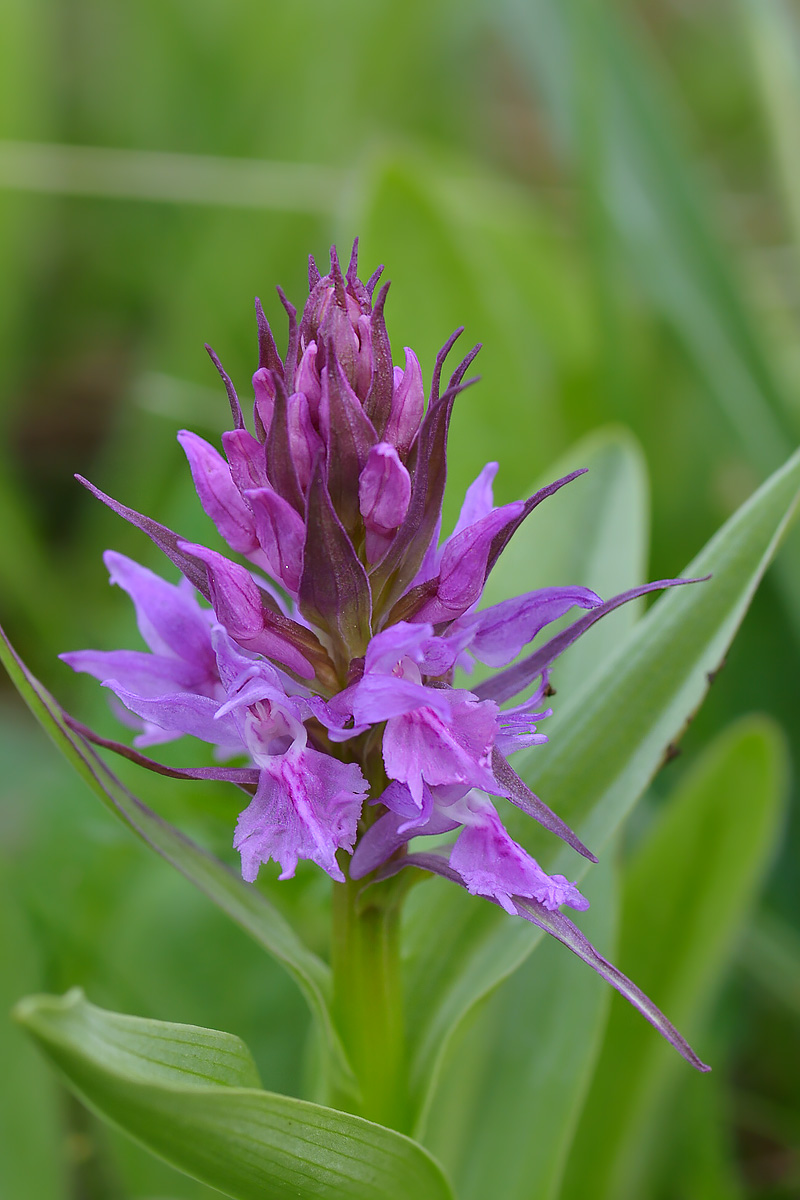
<box><xmin>62</xmin><ymin>242</ymin><xmax>708</xmax><ymax>1071</ymax></box>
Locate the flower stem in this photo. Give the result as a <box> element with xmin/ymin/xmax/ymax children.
<box><xmin>331</xmin><ymin>873</ymin><xmax>408</xmax><ymax>1131</ymax></box>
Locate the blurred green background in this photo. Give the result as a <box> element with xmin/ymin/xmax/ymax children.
<box><xmin>1</xmin><ymin>0</ymin><xmax>799</xmax><ymax>1196</ymax></box>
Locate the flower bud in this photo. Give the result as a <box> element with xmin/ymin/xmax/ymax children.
<box><xmin>384</xmin><ymin>347</ymin><xmax>424</xmax><ymax>457</ymax></box>
<box><xmin>359</xmin><ymin>443</ymin><xmax>412</xmax><ymax>563</ymax></box>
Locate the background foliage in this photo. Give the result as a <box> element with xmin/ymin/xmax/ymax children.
<box><xmin>1</xmin><ymin>0</ymin><xmax>799</xmax><ymax>1196</ymax></box>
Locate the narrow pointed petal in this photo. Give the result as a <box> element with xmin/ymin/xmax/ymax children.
<box><xmin>62</xmin><ymin>714</ymin><xmax>260</xmax><ymax>788</ymax></box>
<box><xmin>255</xmin><ymin>297</ymin><xmax>283</xmax><ymax>374</ymax></box>
<box><xmin>245</xmin><ymin>486</ymin><xmax>306</xmax><ymax>593</ymax></box>
<box><xmin>101</xmin><ymin>550</ymin><xmax>216</xmax><ymax>669</ymax></box>
<box><xmin>287</xmin><ymin>391</ymin><xmax>324</xmax><ymax>493</ymax></box>
<box><xmin>402</xmin><ymin>502</ymin><xmax>525</xmax><ymax>625</ymax></box>
<box><xmin>359</xmin><ymin>443</ymin><xmax>412</xmax><ymax>562</ymax></box>
<box><xmin>308</xmin><ymin>253</ymin><xmax>322</xmax><ymax>289</ymax></box>
<box><xmin>276</xmin><ymin>286</ymin><xmax>299</xmax><ymax>389</ymax></box>
<box><xmin>514</xmin><ymin>899</ymin><xmax>710</xmax><ymax>1071</ymax></box>
<box><xmin>266</xmin><ymin>374</ymin><xmax>305</xmax><ymax>514</ymax></box>
<box><xmin>475</xmin><ymin>578</ymin><xmax>707</xmax><ymax>704</ymax></box>
<box><xmin>485</xmin><ymin>469</ymin><xmax>588</xmax><ymax>582</ymax></box>
<box><xmin>445</xmin><ymin>342</ymin><xmax>481</xmax><ymax>396</ymax></box>
<box><xmin>77</xmin><ymin>477</ymin><xmax>212</xmax><ymax>600</ymax></box>
<box><xmin>205</xmin><ymin>345</ymin><xmax>244</xmax><ymax>430</ymax></box>
<box><xmin>222</xmin><ymin>428</ymin><xmax>269</xmax><ymax>492</ymax></box>
<box><xmin>429</xmin><ymin>327</ymin><xmax>464</xmax><ymax>409</ymax></box>
<box><xmin>492</xmin><ymin>748</ymin><xmax>597</xmax><ymax>862</ymax></box>
<box><xmin>178</xmin><ymin>430</ymin><xmax>258</xmax><ymax>556</ymax></box>
<box><xmin>363</xmin><ymin>281</ymin><xmax>393</xmax><ymax>433</ymax></box>
<box><xmin>457</xmin><ymin>585</ymin><xmax>602</xmax><ymax>668</ymax></box>
<box><xmin>384</xmin><ymin>347</ymin><xmax>424</xmax><ymax>457</ymax></box>
<box><xmin>298</xmin><ymin>462</ymin><xmax>372</xmax><ymax>657</ymax></box>
<box><xmin>179</xmin><ymin>541</ymin><xmax>316</xmax><ymax>679</ymax></box>
<box><xmin>320</xmin><ymin>352</ymin><xmax>377</xmax><ymax>528</ymax></box>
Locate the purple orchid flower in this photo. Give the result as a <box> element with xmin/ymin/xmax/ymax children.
<box><xmin>61</xmin><ymin>241</ymin><xmax>708</xmax><ymax>1070</ymax></box>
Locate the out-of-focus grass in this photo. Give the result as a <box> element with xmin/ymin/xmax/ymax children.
<box><xmin>1</xmin><ymin>0</ymin><xmax>799</xmax><ymax>1195</ymax></box>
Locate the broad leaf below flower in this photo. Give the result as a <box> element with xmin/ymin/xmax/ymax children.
<box><xmin>15</xmin><ymin>991</ymin><xmax>455</xmax><ymax>1200</ymax></box>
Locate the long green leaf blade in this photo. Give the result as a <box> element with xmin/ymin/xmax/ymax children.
<box><xmin>422</xmin><ymin>850</ymin><xmax>618</xmax><ymax>1200</ymax></box>
<box><xmin>560</xmin><ymin>716</ymin><xmax>788</xmax><ymax>1200</ymax></box>
<box><xmin>15</xmin><ymin>991</ymin><xmax>454</xmax><ymax>1200</ymax></box>
<box><xmin>0</xmin><ymin>626</ymin><xmax>352</xmax><ymax>1091</ymax></box>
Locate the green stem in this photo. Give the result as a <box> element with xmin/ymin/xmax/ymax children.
<box><xmin>331</xmin><ymin>872</ymin><xmax>408</xmax><ymax>1131</ymax></box>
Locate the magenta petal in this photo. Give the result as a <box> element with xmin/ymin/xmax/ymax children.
<box><xmin>223</xmin><ymin>428</ymin><xmax>269</xmax><ymax>493</ymax></box>
<box><xmin>179</xmin><ymin>542</ymin><xmax>315</xmax><ymax>679</ymax></box>
<box><xmin>363</xmin><ymin>620</ymin><xmax>435</xmax><ymax>674</ymax></box>
<box><xmin>349</xmin><ymin>809</ymin><xmax>411</xmax><ymax>879</ymax></box>
<box><xmin>287</xmin><ymin>391</ymin><xmax>324</xmax><ymax>494</ymax></box>
<box><xmin>351</xmin><ymin>674</ymin><xmax>452</xmax><ymax>724</ymax></box>
<box><xmin>413</xmin><ymin>502</ymin><xmax>525</xmax><ymax>623</ymax></box>
<box><xmin>450</xmin><ymin>809</ymin><xmax>589</xmax><ymax>915</ymax></box>
<box><xmin>384</xmin><ymin>347</ymin><xmax>424</xmax><ymax>456</ymax></box>
<box><xmin>382</xmin><ymin>692</ymin><xmax>498</xmax><ymax>805</ymax></box>
<box><xmin>103</xmin><ymin>551</ymin><xmax>216</xmax><ymax>673</ymax></box>
<box><xmin>451</xmin><ymin>462</ymin><xmax>499</xmax><ymax>537</ymax></box>
<box><xmin>475</xmin><ymin>577</ymin><xmax>707</xmax><ymax>704</ymax></box>
<box><xmin>234</xmin><ymin>748</ymin><xmax>367</xmax><ymax>882</ymax></box>
<box><xmin>102</xmin><ymin>681</ymin><xmax>241</xmax><ymax>749</ymax></box>
<box><xmin>178</xmin><ymin>430</ymin><xmax>258</xmax><ymax>556</ymax></box>
<box><xmin>349</xmin><ymin>789</ymin><xmax>459</xmax><ymax>879</ymax></box>
<box><xmin>460</xmin><ymin>585</ymin><xmax>602</xmax><ymax>668</ymax></box>
<box><xmin>180</xmin><ymin>542</ymin><xmax>265</xmax><ymax>641</ymax></box>
<box><xmin>60</xmin><ymin>649</ymin><xmax>211</xmax><ymax>697</ymax></box>
<box><xmin>295</xmin><ymin>341</ymin><xmax>322</xmax><ymax>418</ymax></box>
<box><xmin>359</xmin><ymin>443</ymin><xmax>412</xmax><ymax>562</ymax></box>
<box><xmin>245</xmin><ymin>487</ymin><xmax>306</xmax><ymax>593</ymax></box>
<box><xmin>320</xmin><ymin>353</ymin><xmax>377</xmax><ymax>529</ymax></box>
<box><xmin>252</xmin><ymin>366</ymin><xmax>276</xmax><ymax>436</ymax></box>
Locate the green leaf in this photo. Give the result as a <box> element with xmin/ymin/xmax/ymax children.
<box><xmin>0</xmin><ymin>864</ymin><xmax>68</xmax><ymax>1200</ymax></box>
<box><xmin>497</xmin><ymin>0</ymin><xmax>797</xmax><ymax>473</ymax></box>
<box><xmin>494</xmin><ymin>0</ymin><xmax>800</xmax><ymax>640</ymax></box>
<box><xmin>404</xmin><ymin>441</ymin><xmax>800</xmax><ymax>1133</ymax></box>
<box><xmin>0</xmin><ymin>625</ymin><xmax>353</xmax><ymax>1093</ymax></box>
<box><xmin>15</xmin><ymin>990</ymin><xmax>454</xmax><ymax>1200</ymax></box>
<box><xmin>740</xmin><ymin>909</ymin><xmax>800</xmax><ymax>1021</ymax></box>
<box><xmin>560</xmin><ymin>715</ymin><xmax>788</xmax><ymax>1200</ymax></box>
<box><xmin>740</xmin><ymin>0</ymin><xmax>800</xmax><ymax>263</ymax></box>
<box><xmin>422</xmin><ymin>849</ymin><xmax>618</xmax><ymax>1200</ymax></box>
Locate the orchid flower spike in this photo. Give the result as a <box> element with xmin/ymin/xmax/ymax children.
<box><xmin>62</xmin><ymin>241</ymin><xmax>708</xmax><ymax>1072</ymax></box>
